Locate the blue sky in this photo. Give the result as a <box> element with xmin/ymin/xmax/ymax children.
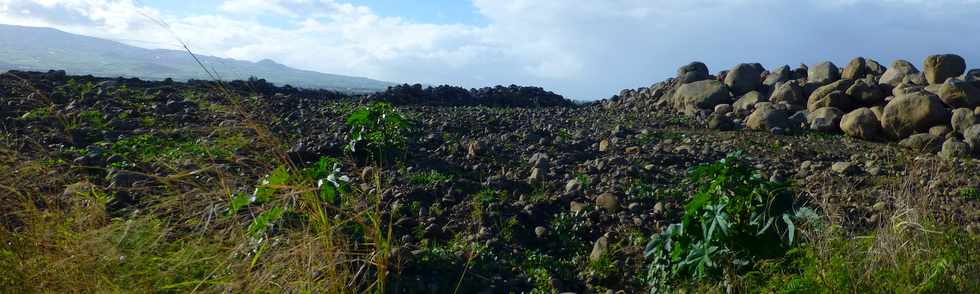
<box><xmin>1</xmin><ymin>0</ymin><xmax>980</xmax><ymax>99</ymax></box>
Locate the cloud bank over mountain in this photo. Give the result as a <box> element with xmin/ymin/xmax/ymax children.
<box><xmin>1</xmin><ymin>0</ymin><xmax>979</xmax><ymax>99</ymax></box>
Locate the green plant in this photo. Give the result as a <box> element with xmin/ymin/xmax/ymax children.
<box><xmin>644</xmin><ymin>151</ymin><xmax>816</xmax><ymax>290</ymax></box>
<box><xmin>408</xmin><ymin>169</ymin><xmax>453</xmax><ymax>186</ymax></box>
<box><xmin>549</xmin><ymin>212</ymin><xmax>588</xmax><ymax>255</ymax></box>
<box><xmin>229</xmin><ymin>156</ymin><xmax>350</xmax><ymax>238</ymax></box>
<box><xmin>575</xmin><ymin>173</ymin><xmax>591</xmax><ymax>190</ymax></box>
<box><xmin>959</xmin><ymin>187</ymin><xmax>979</xmax><ymax>201</ymax></box>
<box><xmin>346</xmin><ymin>101</ymin><xmax>411</xmax><ymax>161</ymax></box>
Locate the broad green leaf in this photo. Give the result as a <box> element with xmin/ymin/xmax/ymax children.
<box><xmin>248</xmin><ymin>206</ymin><xmax>285</xmax><ymax>237</ymax></box>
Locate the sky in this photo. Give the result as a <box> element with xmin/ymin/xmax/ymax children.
<box><xmin>1</xmin><ymin>0</ymin><xmax>979</xmax><ymax>100</ymax></box>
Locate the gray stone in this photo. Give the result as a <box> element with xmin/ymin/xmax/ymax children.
<box><xmin>841</xmin><ymin>108</ymin><xmax>883</xmax><ymax>140</ymax></box>
<box><xmin>965</xmin><ymin>124</ymin><xmax>980</xmax><ymax>154</ymax></box>
<box><xmin>673</xmin><ymin>80</ymin><xmax>732</xmax><ymax>115</ymax></box>
<box><xmin>725</xmin><ymin>63</ymin><xmax>764</xmax><ymax>96</ymax></box>
<box><xmin>595</xmin><ymin>192</ymin><xmax>620</xmax><ymax>213</ymax></box>
<box><xmin>809</xmin><ymin>107</ymin><xmax>844</xmax><ymax>133</ymax></box>
<box><xmin>677</xmin><ymin>61</ymin><xmax>710</xmax><ymax>84</ymax></box>
<box><xmin>880</xmin><ymin>59</ymin><xmax>919</xmax><ymax>87</ymax></box>
<box><xmin>809</xmin><ymin>61</ymin><xmax>841</xmax><ymax>85</ymax></box>
<box><xmin>929</xmin><ymin>125</ymin><xmax>952</xmax><ymax>138</ymax></box>
<box><xmin>590</xmin><ymin>234</ymin><xmax>610</xmax><ymax>262</ymax></box>
<box><xmin>951</xmin><ymin>108</ymin><xmax>977</xmax><ymax>134</ymax></box>
<box><xmin>807</xmin><ymin>80</ymin><xmax>854</xmax><ymax>112</ymax></box>
<box><xmin>846</xmin><ymin>78</ymin><xmax>886</xmax><ymax>106</ymax></box>
<box><xmin>831</xmin><ymin>162</ymin><xmax>860</xmax><ymax>175</ymax></box>
<box><xmin>940</xmin><ymin>138</ymin><xmax>971</xmax><ymax>159</ymax></box>
<box><xmin>881</xmin><ymin>92</ymin><xmax>949</xmax><ymax>139</ymax></box>
<box><xmin>770</xmin><ymin>81</ymin><xmax>805</xmax><ymax>106</ymax></box>
<box><xmin>764</xmin><ymin>65</ymin><xmax>792</xmax><ymax>87</ymax></box>
<box><xmin>733</xmin><ymin>91</ymin><xmax>767</xmax><ymax>114</ymax></box>
<box><xmin>899</xmin><ymin>133</ymin><xmax>943</xmax><ymax>153</ymax></box>
<box><xmin>707</xmin><ymin>113</ymin><xmax>736</xmax><ymax>131</ymax></box>
<box><xmin>746</xmin><ymin>103</ymin><xmax>790</xmax><ymax>131</ymax></box>
<box><xmin>534</xmin><ymin>226</ymin><xmax>548</xmax><ymax>238</ymax></box>
<box><xmin>842</xmin><ymin>57</ymin><xmax>869</xmax><ymax>80</ymax></box>
<box><xmin>938</xmin><ymin>78</ymin><xmax>980</xmax><ymax>109</ymax></box>
<box><xmin>924</xmin><ymin>54</ymin><xmax>967</xmax><ymax>85</ymax></box>
<box><xmin>714</xmin><ymin>103</ymin><xmax>733</xmax><ymax>115</ymax></box>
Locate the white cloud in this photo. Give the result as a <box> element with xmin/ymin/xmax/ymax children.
<box><xmin>0</xmin><ymin>0</ymin><xmax>979</xmax><ymax>99</ymax></box>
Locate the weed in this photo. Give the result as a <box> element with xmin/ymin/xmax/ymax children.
<box><xmin>346</xmin><ymin>101</ymin><xmax>412</xmax><ymax>162</ymax></box>
<box><xmin>408</xmin><ymin>169</ymin><xmax>454</xmax><ymax>186</ymax></box>
<box><xmin>958</xmin><ymin>187</ymin><xmax>979</xmax><ymax>201</ymax></box>
<box><xmin>644</xmin><ymin>151</ymin><xmax>816</xmax><ymax>289</ymax></box>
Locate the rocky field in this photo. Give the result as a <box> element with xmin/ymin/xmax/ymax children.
<box><xmin>1</xmin><ymin>55</ymin><xmax>979</xmax><ymax>293</ymax></box>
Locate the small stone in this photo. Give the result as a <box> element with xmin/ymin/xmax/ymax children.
<box><xmin>653</xmin><ymin>202</ymin><xmax>664</xmax><ymax>215</ymax></box>
<box><xmin>589</xmin><ymin>234</ymin><xmax>610</xmax><ymax>262</ymax></box>
<box><xmin>595</xmin><ymin>192</ymin><xmax>620</xmax><ymax>212</ymax></box>
<box><xmin>570</xmin><ymin>201</ymin><xmax>588</xmax><ymax>214</ymax></box>
<box><xmin>939</xmin><ymin>138</ymin><xmax>971</xmax><ymax>159</ymax></box>
<box><xmin>599</xmin><ymin>139</ymin><xmax>610</xmax><ymax>152</ymax></box>
<box><xmin>714</xmin><ymin>103</ymin><xmax>733</xmax><ymax>115</ymax></box>
<box><xmin>625</xmin><ymin>146</ymin><xmax>640</xmax><ymax>154</ymax></box>
<box><xmin>528</xmin><ymin>167</ymin><xmax>543</xmax><ymax>183</ymax></box>
<box><xmin>565</xmin><ymin>179</ymin><xmax>582</xmax><ymax>194</ymax></box>
<box><xmin>831</xmin><ymin>162</ymin><xmax>860</xmax><ymax>175</ymax></box>
<box><xmin>534</xmin><ymin>226</ymin><xmax>548</xmax><ymax>238</ymax></box>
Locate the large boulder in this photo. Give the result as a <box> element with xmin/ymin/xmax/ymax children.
<box><xmin>746</xmin><ymin>103</ymin><xmax>791</xmax><ymax>131</ymax></box>
<box><xmin>733</xmin><ymin>91</ymin><xmax>767</xmax><ymax>114</ymax></box>
<box><xmin>965</xmin><ymin>124</ymin><xmax>980</xmax><ymax>154</ymax></box>
<box><xmin>899</xmin><ymin>133</ymin><xmax>943</xmax><ymax>153</ymax></box>
<box><xmin>939</xmin><ymin>138</ymin><xmax>972</xmax><ymax>159</ymax></box>
<box><xmin>725</xmin><ymin>63</ymin><xmax>763</xmax><ymax>96</ymax></box>
<box><xmin>846</xmin><ymin>78</ymin><xmax>887</xmax><ymax>106</ymax></box>
<box><xmin>764</xmin><ymin>65</ymin><xmax>792</xmax><ymax>87</ymax></box>
<box><xmin>677</xmin><ymin>62</ymin><xmax>710</xmax><ymax>84</ymax></box>
<box><xmin>809</xmin><ymin>61</ymin><xmax>841</xmax><ymax>85</ymax></box>
<box><xmin>842</xmin><ymin>57</ymin><xmax>869</xmax><ymax>80</ymax></box>
<box><xmin>924</xmin><ymin>54</ymin><xmax>966</xmax><ymax>85</ymax></box>
<box><xmin>809</xmin><ymin>107</ymin><xmax>844</xmax><ymax>132</ymax></box>
<box><xmin>672</xmin><ymin>80</ymin><xmax>733</xmax><ymax>115</ymax></box>
<box><xmin>770</xmin><ymin>81</ymin><xmax>805</xmax><ymax>106</ymax></box>
<box><xmin>880</xmin><ymin>60</ymin><xmax>919</xmax><ymax>87</ymax></box>
<box><xmin>867</xmin><ymin>59</ymin><xmax>887</xmax><ymax>76</ymax></box>
<box><xmin>807</xmin><ymin>80</ymin><xmax>854</xmax><ymax>111</ymax></box>
<box><xmin>881</xmin><ymin>92</ymin><xmax>950</xmax><ymax>139</ymax></box>
<box><xmin>707</xmin><ymin>113</ymin><xmax>736</xmax><ymax>131</ymax></box>
<box><xmin>951</xmin><ymin>108</ymin><xmax>977</xmax><ymax>134</ymax></box>
<box><xmin>937</xmin><ymin>78</ymin><xmax>980</xmax><ymax>109</ymax></box>
<box><xmin>965</xmin><ymin>69</ymin><xmax>980</xmax><ymax>88</ymax></box>
<box><xmin>841</xmin><ymin>107</ymin><xmax>883</xmax><ymax>140</ymax></box>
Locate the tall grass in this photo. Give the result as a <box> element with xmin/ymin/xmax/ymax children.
<box><xmin>0</xmin><ymin>42</ymin><xmax>395</xmax><ymax>292</ymax></box>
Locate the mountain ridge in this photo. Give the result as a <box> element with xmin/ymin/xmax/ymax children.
<box><xmin>0</xmin><ymin>24</ymin><xmax>395</xmax><ymax>93</ymax></box>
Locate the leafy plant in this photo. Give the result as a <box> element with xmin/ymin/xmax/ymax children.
<box><xmin>959</xmin><ymin>187</ymin><xmax>979</xmax><ymax>201</ymax></box>
<box><xmin>643</xmin><ymin>151</ymin><xmax>815</xmax><ymax>290</ymax></box>
<box><xmin>408</xmin><ymin>169</ymin><xmax>453</xmax><ymax>186</ymax></box>
<box><xmin>229</xmin><ymin>157</ymin><xmax>350</xmax><ymax>239</ymax></box>
<box><xmin>346</xmin><ymin>101</ymin><xmax>411</xmax><ymax>161</ymax></box>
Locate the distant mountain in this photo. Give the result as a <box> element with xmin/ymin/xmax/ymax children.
<box><xmin>0</xmin><ymin>24</ymin><xmax>395</xmax><ymax>93</ymax></box>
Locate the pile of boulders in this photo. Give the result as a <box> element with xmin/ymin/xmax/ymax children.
<box><xmin>368</xmin><ymin>83</ymin><xmax>574</xmax><ymax>108</ymax></box>
<box><xmin>616</xmin><ymin>54</ymin><xmax>980</xmax><ymax>159</ymax></box>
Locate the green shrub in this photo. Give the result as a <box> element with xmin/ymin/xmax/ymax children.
<box><xmin>228</xmin><ymin>156</ymin><xmax>350</xmax><ymax>238</ymax></box>
<box><xmin>644</xmin><ymin>151</ymin><xmax>816</xmax><ymax>290</ymax></box>
<box><xmin>408</xmin><ymin>169</ymin><xmax>453</xmax><ymax>186</ymax></box>
<box><xmin>345</xmin><ymin>101</ymin><xmax>411</xmax><ymax>162</ymax></box>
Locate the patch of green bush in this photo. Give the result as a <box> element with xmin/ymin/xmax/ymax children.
<box><xmin>644</xmin><ymin>151</ymin><xmax>817</xmax><ymax>290</ymax></box>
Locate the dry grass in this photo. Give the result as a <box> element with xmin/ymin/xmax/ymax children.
<box><xmin>0</xmin><ymin>78</ymin><xmax>395</xmax><ymax>293</ymax></box>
